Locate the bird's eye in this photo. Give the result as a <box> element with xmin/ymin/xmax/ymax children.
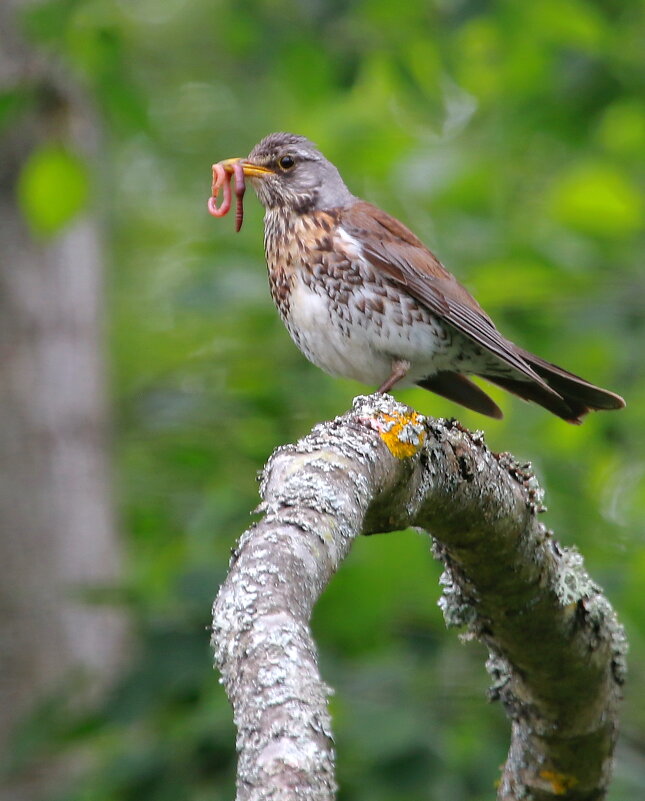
<box><xmin>278</xmin><ymin>155</ymin><xmax>295</xmax><ymax>171</ymax></box>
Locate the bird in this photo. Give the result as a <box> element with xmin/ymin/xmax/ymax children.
<box><xmin>214</xmin><ymin>132</ymin><xmax>625</xmax><ymax>423</ymax></box>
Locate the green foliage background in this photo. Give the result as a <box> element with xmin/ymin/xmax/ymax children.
<box><xmin>7</xmin><ymin>0</ymin><xmax>645</xmax><ymax>798</ymax></box>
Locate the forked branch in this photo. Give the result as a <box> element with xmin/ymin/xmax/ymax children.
<box><xmin>212</xmin><ymin>394</ymin><xmax>626</xmax><ymax>801</ymax></box>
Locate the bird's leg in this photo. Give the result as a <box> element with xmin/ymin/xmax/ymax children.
<box><xmin>377</xmin><ymin>359</ymin><xmax>410</xmax><ymax>394</ymax></box>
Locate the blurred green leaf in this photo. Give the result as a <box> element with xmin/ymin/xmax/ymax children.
<box><xmin>549</xmin><ymin>162</ymin><xmax>643</xmax><ymax>237</ymax></box>
<box><xmin>532</xmin><ymin>0</ymin><xmax>605</xmax><ymax>52</ymax></box>
<box><xmin>0</xmin><ymin>89</ymin><xmax>30</xmax><ymax>134</ymax></box>
<box><xmin>596</xmin><ymin>99</ymin><xmax>645</xmax><ymax>156</ymax></box>
<box><xmin>18</xmin><ymin>145</ymin><xmax>89</xmax><ymax>236</ymax></box>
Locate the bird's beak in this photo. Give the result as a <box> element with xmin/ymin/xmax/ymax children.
<box><xmin>218</xmin><ymin>157</ymin><xmax>274</xmax><ymax>178</ymax></box>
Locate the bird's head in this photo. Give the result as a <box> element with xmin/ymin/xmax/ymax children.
<box><xmin>218</xmin><ymin>132</ymin><xmax>354</xmax><ymax>213</ymax></box>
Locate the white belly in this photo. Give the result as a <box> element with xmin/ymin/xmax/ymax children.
<box><xmin>281</xmin><ymin>271</ymin><xmax>460</xmax><ymax>387</ymax></box>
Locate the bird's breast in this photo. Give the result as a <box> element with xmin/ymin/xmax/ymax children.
<box><xmin>263</xmin><ymin>208</ymin><xmax>335</xmax><ymax>320</ymax></box>
<box><xmin>262</xmin><ymin>209</ymin><xmax>467</xmax><ymax>385</ymax></box>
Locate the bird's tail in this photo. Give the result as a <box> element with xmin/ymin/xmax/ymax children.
<box><xmin>483</xmin><ymin>350</ymin><xmax>625</xmax><ymax>424</ymax></box>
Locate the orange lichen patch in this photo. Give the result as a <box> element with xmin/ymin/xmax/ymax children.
<box><xmin>377</xmin><ymin>411</ymin><xmax>426</xmax><ymax>459</ymax></box>
<box><xmin>538</xmin><ymin>769</ymin><xmax>579</xmax><ymax>795</ymax></box>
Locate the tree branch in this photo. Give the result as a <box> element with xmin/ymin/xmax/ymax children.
<box><xmin>211</xmin><ymin>394</ymin><xmax>626</xmax><ymax>801</ymax></box>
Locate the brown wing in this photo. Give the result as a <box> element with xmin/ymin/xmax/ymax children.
<box><xmin>339</xmin><ymin>201</ymin><xmax>555</xmax><ymax>391</ymax></box>
<box><xmin>417</xmin><ymin>372</ymin><xmax>503</xmax><ymax>419</ymax></box>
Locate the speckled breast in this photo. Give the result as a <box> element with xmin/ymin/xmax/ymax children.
<box><xmin>261</xmin><ymin>208</ymin><xmax>473</xmax><ymax>387</ymax></box>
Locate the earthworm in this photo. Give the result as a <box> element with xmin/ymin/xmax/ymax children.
<box><xmin>208</xmin><ymin>162</ymin><xmax>231</xmax><ymax>218</ymax></box>
<box><xmin>207</xmin><ymin>161</ymin><xmax>246</xmax><ymax>232</ymax></box>
<box><xmin>233</xmin><ymin>160</ymin><xmax>245</xmax><ymax>232</ymax></box>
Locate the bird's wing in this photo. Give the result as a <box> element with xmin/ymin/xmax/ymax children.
<box><xmin>340</xmin><ymin>201</ymin><xmax>554</xmax><ymax>389</ymax></box>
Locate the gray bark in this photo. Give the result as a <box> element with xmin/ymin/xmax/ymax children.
<box><xmin>212</xmin><ymin>394</ymin><xmax>626</xmax><ymax>801</ymax></box>
<box><xmin>0</xmin><ymin>5</ymin><xmax>126</xmax><ymax>799</ymax></box>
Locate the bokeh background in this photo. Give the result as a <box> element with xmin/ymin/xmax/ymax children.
<box><xmin>2</xmin><ymin>1</ymin><xmax>644</xmax><ymax>799</ymax></box>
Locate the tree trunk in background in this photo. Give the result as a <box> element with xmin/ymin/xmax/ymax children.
<box><xmin>0</xmin><ymin>5</ymin><xmax>126</xmax><ymax>799</ymax></box>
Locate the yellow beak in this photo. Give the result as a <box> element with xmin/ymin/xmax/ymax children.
<box><xmin>218</xmin><ymin>157</ymin><xmax>274</xmax><ymax>178</ymax></box>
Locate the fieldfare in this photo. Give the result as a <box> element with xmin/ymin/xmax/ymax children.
<box><xmin>211</xmin><ymin>132</ymin><xmax>625</xmax><ymax>423</ymax></box>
